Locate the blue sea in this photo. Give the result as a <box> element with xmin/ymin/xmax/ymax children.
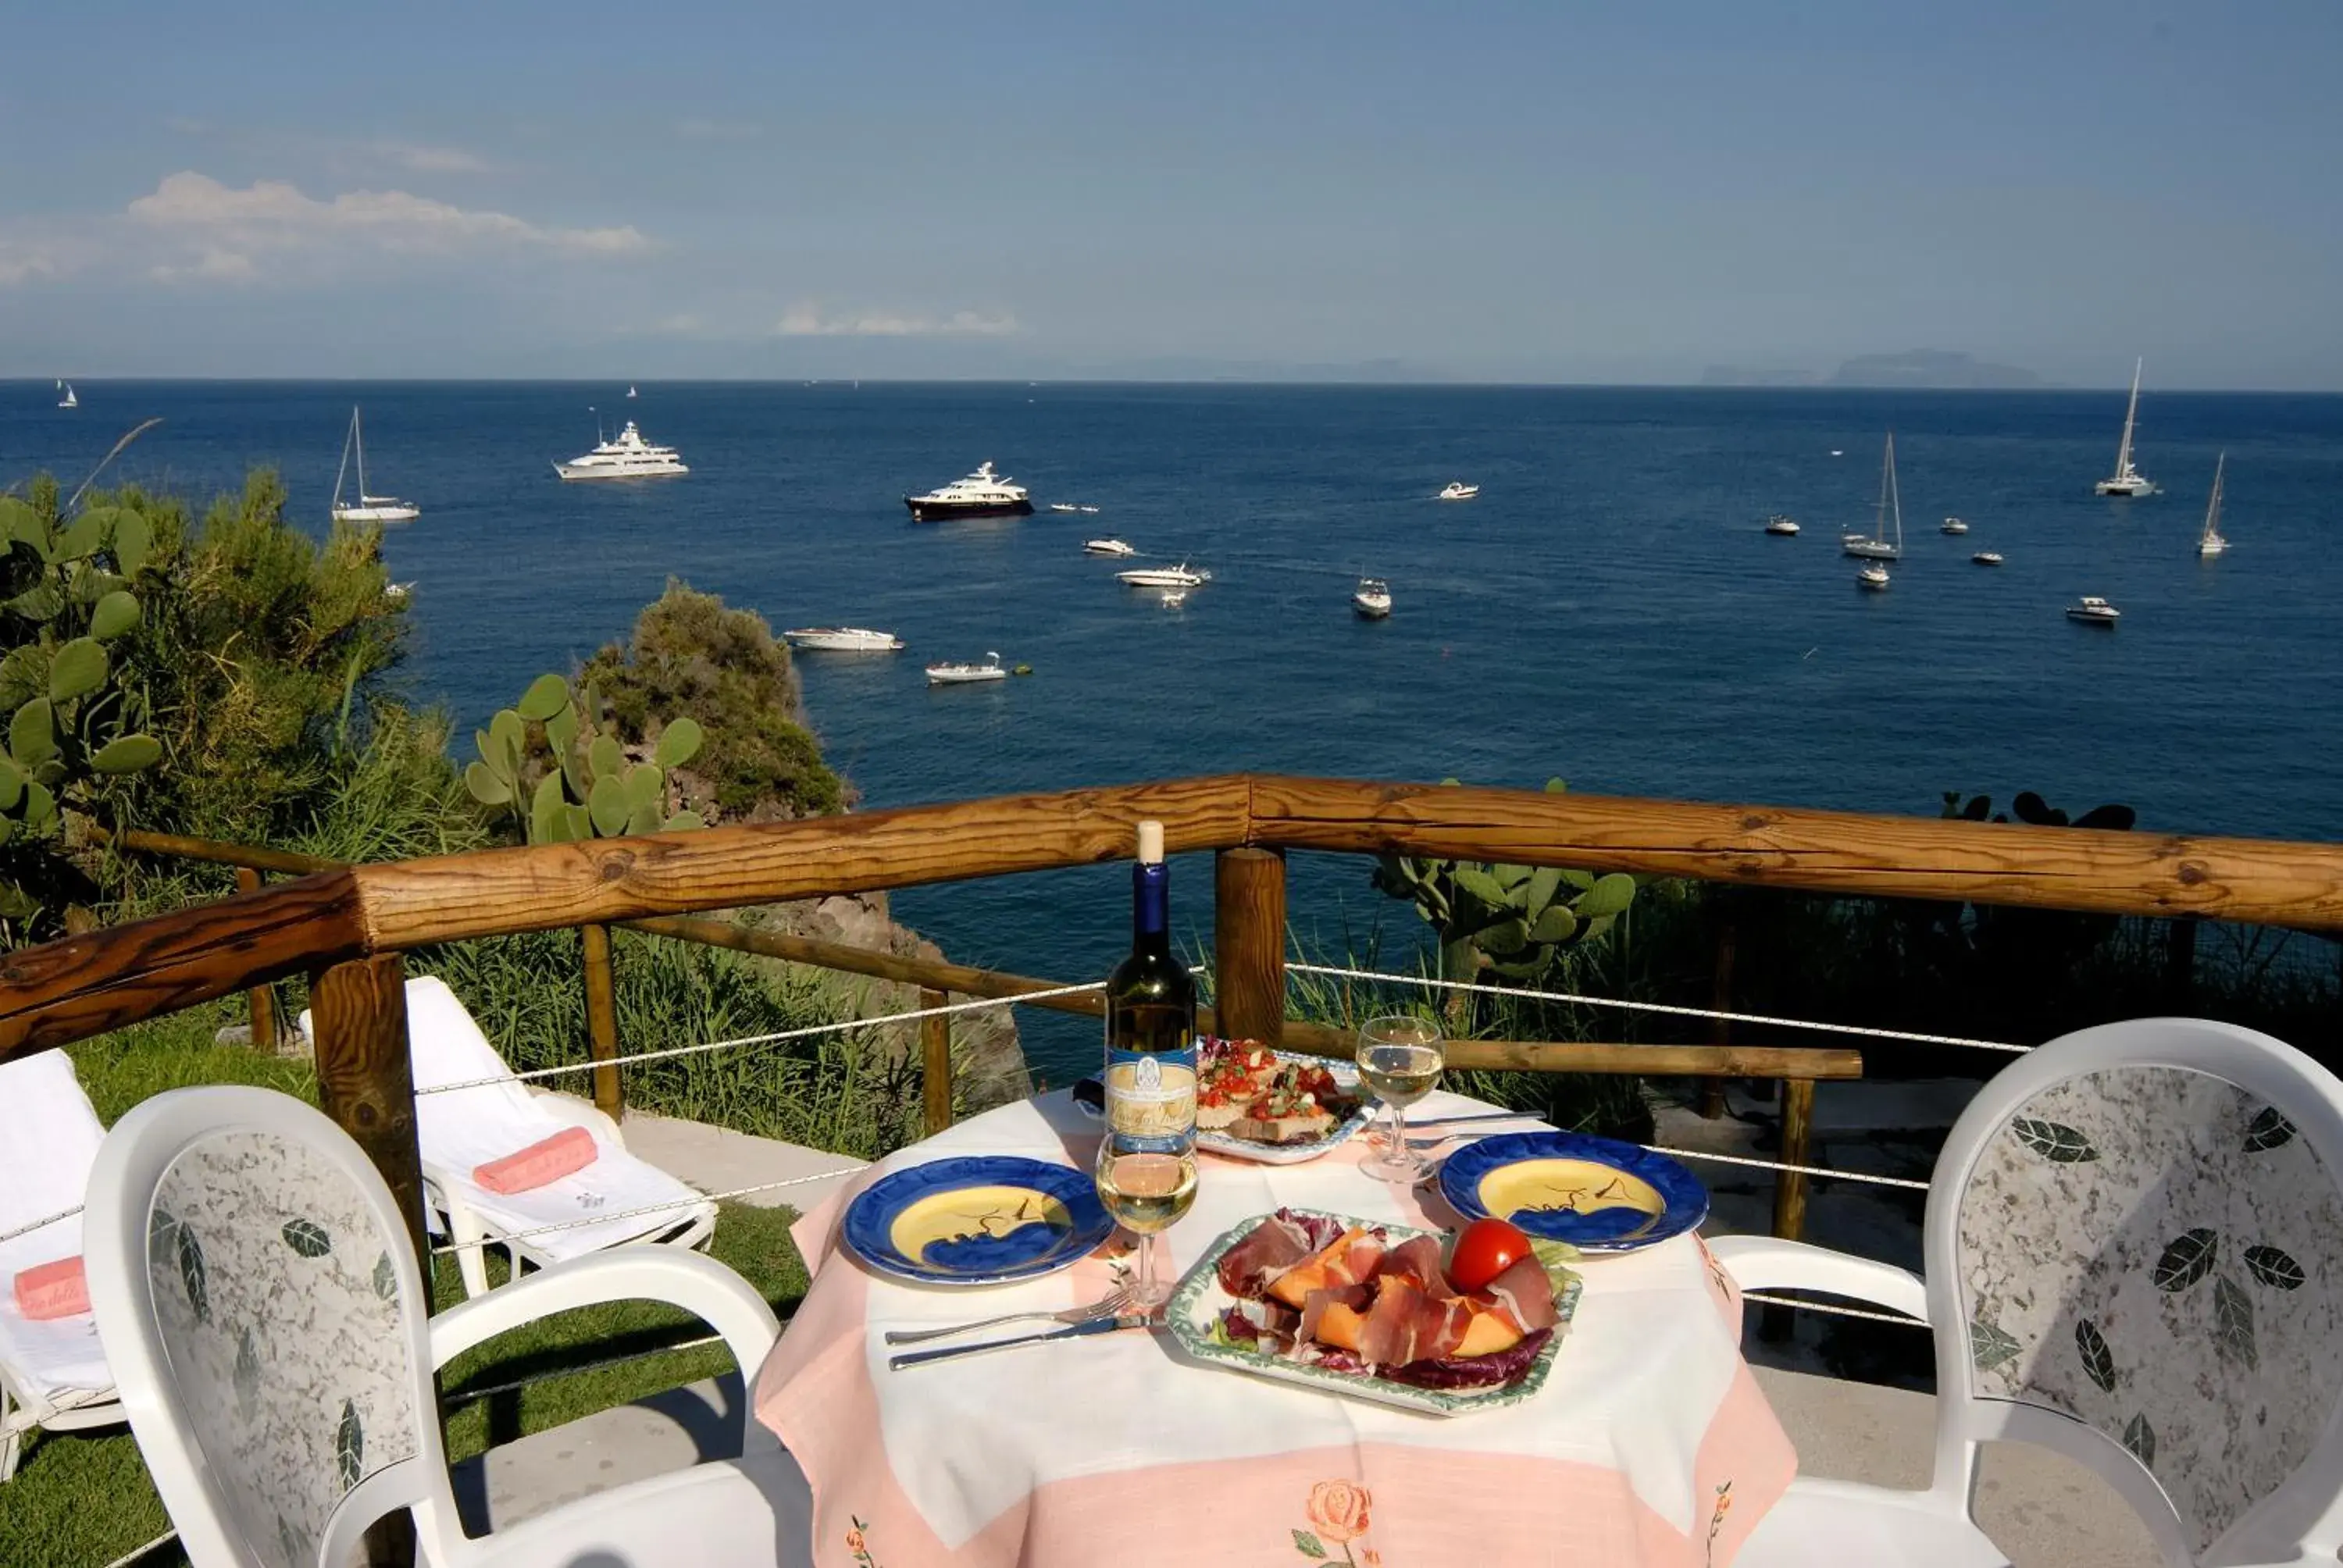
<box><xmin>6</xmin><ymin>381</ymin><xmax>2338</xmax><ymax>1081</ymax></box>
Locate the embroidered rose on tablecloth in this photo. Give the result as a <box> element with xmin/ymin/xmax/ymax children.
<box><xmin>1293</xmin><ymin>1479</ymin><xmax>1377</xmax><ymax>1563</ymax></box>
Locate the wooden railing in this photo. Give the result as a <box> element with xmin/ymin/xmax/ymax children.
<box><xmin>12</xmin><ymin>774</ymin><xmax>2343</xmax><ymax>1265</ymax></box>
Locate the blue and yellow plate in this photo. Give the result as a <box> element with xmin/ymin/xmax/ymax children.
<box><xmin>1439</xmin><ymin>1132</ymin><xmax>1707</xmax><ymax>1253</ymax></box>
<box><xmin>841</xmin><ymin>1156</ymin><xmax>1114</xmax><ymax>1288</ymax></box>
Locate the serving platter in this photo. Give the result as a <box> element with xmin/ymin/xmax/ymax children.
<box><xmin>841</xmin><ymin>1155</ymin><xmax>1114</xmax><ymax>1288</ymax></box>
<box><xmin>1438</xmin><ymin>1132</ymin><xmax>1707</xmax><ymax>1254</ymax></box>
<box><xmin>1193</xmin><ymin>1049</ymin><xmax>1375</xmax><ymax>1166</ymax></box>
<box><xmin>1164</xmin><ymin>1208</ymin><xmax>1580</xmax><ymax>1417</ymax></box>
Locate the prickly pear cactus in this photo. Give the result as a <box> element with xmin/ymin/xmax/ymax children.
<box><xmin>0</xmin><ymin>495</ymin><xmax>165</xmax><ymax>921</ymax></box>
<box><xmin>465</xmin><ymin>672</ymin><xmax>706</xmax><ymax>844</ymax></box>
<box><xmin>1370</xmin><ymin>777</ymin><xmax>1639</xmax><ymax>984</ymax></box>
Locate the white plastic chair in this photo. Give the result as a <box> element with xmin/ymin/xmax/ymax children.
<box><xmin>301</xmin><ymin>975</ymin><xmax>717</xmax><ymax>1298</ymax></box>
<box><xmin>1710</xmin><ymin>1017</ymin><xmax>2343</xmax><ymax>1567</ymax></box>
<box><xmin>84</xmin><ymin>1084</ymin><xmax>813</xmax><ymax>1567</ymax></box>
<box><xmin>0</xmin><ymin>1047</ymin><xmax>125</xmax><ymax>1480</ymax></box>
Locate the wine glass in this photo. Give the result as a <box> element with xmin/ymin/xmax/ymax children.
<box><xmin>1355</xmin><ymin>1014</ymin><xmax>1446</xmax><ymax>1183</ymax></box>
<box><xmin>1093</xmin><ymin>1139</ymin><xmax>1199</xmax><ymax>1310</ymax></box>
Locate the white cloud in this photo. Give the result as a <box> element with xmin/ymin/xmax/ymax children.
<box><xmin>776</xmin><ymin>303</ymin><xmax>1020</xmax><ymax>337</ymax></box>
<box><xmin>369</xmin><ymin>141</ymin><xmax>495</xmax><ymax>175</ymax></box>
<box><xmin>0</xmin><ymin>244</ymin><xmax>60</xmax><ymax>286</ymax></box>
<box><xmin>122</xmin><ymin>171</ymin><xmax>651</xmax><ymax>282</ymax></box>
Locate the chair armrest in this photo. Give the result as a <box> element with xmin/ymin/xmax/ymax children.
<box><xmin>430</xmin><ymin>1245</ymin><xmax>782</xmax><ymax>1394</ymax></box>
<box><xmin>1704</xmin><ymin>1235</ymin><xmax>1928</xmax><ymax>1320</ymax></box>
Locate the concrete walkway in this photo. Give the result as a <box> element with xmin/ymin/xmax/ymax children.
<box><xmin>446</xmin><ymin>1099</ymin><xmax>2157</xmax><ymax>1563</ymax></box>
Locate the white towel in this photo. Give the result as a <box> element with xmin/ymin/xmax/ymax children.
<box><xmin>0</xmin><ymin>1051</ymin><xmax>112</xmax><ymax>1408</ymax></box>
<box><xmin>303</xmin><ymin>977</ymin><xmax>712</xmax><ymax>1263</ymax></box>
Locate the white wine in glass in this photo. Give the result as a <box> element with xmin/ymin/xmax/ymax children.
<box><xmin>1356</xmin><ymin>1014</ymin><xmax>1445</xmax><ymax>1182</ymax></box>
<box><xmin>1093</xmin><ymin>1146</ymin><xmax>1198</xmax><ymax>1308</ymax></box>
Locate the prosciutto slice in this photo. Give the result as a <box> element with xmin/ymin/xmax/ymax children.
<box><xmin>1371</xmin><ymin>1234</ymin><xmax>1446</xmax><ymax>1292</ymax></box>
<box><xmin>1477</xmin><ymin>1254</ymin><xmax>1559</xmax><ymax>1333</ymax></box>
<box><xmin>1266</xmin><ymin>1226</ymin><xmax>1389</xmax><ymax>1307</ymax></box>
<box><xmin>1216</xmin><ymin>1209</ymin><xmax>1323</xmax><ymax>1298</ymax></box>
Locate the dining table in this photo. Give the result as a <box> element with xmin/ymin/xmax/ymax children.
<box><xmin>753</xmin><ymin>1085</ymin><xmax>1798</xmax><ymax>1566</ymax></box>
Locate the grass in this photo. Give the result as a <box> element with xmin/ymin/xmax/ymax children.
<box><xmin>0</xmin><ymin>1203</ymin><xmax>811</xmax><ymax>1568</ymax></box>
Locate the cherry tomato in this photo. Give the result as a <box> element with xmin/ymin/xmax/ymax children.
<box><xmin>1446</xmin><ymin>1217</ymin><xmax>1532</xmax><ymax>1292</ymax></box>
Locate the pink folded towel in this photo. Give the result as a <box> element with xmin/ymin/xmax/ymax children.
<box><xmin>473</xmin><ymin>1126</ymin><xmax>599</xmax><ymax>1194</ymax></box>
<box><xmin>12</xmin><ymin>1255</ymin><xmax>90</xmax><ymax>1320</ymax></box>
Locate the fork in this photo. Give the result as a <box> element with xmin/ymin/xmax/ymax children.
<box><xmin>882</xmin><ymin>1283</ymin><xmax>1135</xmax><ymax>1346</ymax></box>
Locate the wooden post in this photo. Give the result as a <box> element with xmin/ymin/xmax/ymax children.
<box><xmin>1214</xmin><ymin>847</ymin><xmax>1287</xmax><ymax>1046</ymax></box>
<box><xmin>580</xmin><ymin>923</ymin><xmax>623</xmax><ymax>1120</ymax></box>
<box><xmin>309</xmin><ymin>953</ymin><xmax>428</xmax><ymax>1568</ymax></box>
<box><xmin>921</xmin><ymin>988</ymin><xmax>953</xmax><ymax>1136</ymax></box>
<box><xmin>234</xmin><ymin>866</ymin><xmax>279</xmax><ymax>1055</ymax></box>
<box><xmin>1699</xmin><ymin>917</ymin><xmax>1737</xmax><ymax>1120</ymax></box>
<box><xmin>1771</xmin><ymin>1078</ymin><xmax>1817</xmax><ymax>1243</ymax></box>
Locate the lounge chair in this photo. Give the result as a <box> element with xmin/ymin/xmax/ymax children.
<box><xmin>0</xmin><ymin>1049</ymin><xmax>125</xmax><ymax>1480</ymax></box>
<box><xmin>301</xmin><ymin>975</ymin><xmax>717</xmax><ymax>1299</ymax></box>
<box><xmin>84</xmin><ymin>1084</ymin><xmax>812</xmax><ymax>1566</ymax></box>
<box><xmin>1711</xmin><ymin>1017</ymin><xmax>2343</xmax><ymax>1567</ymax></box>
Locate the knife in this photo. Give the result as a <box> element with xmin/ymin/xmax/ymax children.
<box><xmin>888</xmin><ymin>1312</ymin><xmax>1153</xmax><ymax>1371</ymax></box>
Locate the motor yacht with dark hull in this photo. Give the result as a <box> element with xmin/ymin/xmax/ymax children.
<box><xmin>904</xmin><ymin>461</ymin><xmax>1032</xmax><ymax>522</ymax></box>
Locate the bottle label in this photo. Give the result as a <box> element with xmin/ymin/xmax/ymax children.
<box><xmin>1104</xmin><ymin>1048</ymin><xmax>1196</xmax><ymax>1150</ymax></box>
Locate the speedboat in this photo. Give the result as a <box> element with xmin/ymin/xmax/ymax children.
<box><xmin>1084</xmin><ymin>538</ymin><xmax>1137</xmax><ymax>557</ymax></box>
<box><xmin>904</xmin><ymin>461</ymin><xmax>1032</xmax><ymax>521</ymax></box>
<box><xmin>1117</xmin><ymin>563</ymin><xmax>1207</xmax><ymax>589</ymax></box>
<box><xmin>1438</xmin><ymin>481</ymin><xmax>1480</xmax><ymax>501</ymax></box>
<box><xmin>1941</xmin><ymin>516</ymin><xmax>1969</xmax><ymax>535</ymax></box>
<box><xmin>1048</xmin><ymin>503</ymin><xmax>1081</xmax><ymax>513</ymax></box>
<box><xmin>1972</xmin><ymin>551</ymin><xmax>2004</xmax><ymax>566</ymax></box>
<box><xmin>1764</xmin><ymin>515</ymin><xmax>1800</xmax><ymax>536</ymax></box>
<box><xmin>330</xmin><ymin>406</ymin><xmax>421</xmax><ymax>522</ymax></box>
<box><xmin>926</xmin><ymin>651</ymin><xmax>1007</xmax><ymax>685</ymax></box>
<box><xmin>1856</xmin><ymin>562</ymin><xmax>1892</xmax><ymax>591</ymax></box>
<box><xmin>1352</xmin><ymin>577</ymin><xmax>1393</xmax><ymax>618</ymax></box>
<box><xmin>783</xmin><ymin>627</ymin><xmax>904</xmax><ymax>653</ymax></box>
<box><xmin>2067</xmin><ymin>597</ymin><xmax>2120</xmax><ymax>625</ymax></box>
<box><xmin>555</xmin><ymin>420</ymin><xmax>688</xmax><ymax>480</ymax></box>
<box><xmin>2094</xmin><ymin>358</ymin><xmax>2156</xmax><ymax>496</ymax></box>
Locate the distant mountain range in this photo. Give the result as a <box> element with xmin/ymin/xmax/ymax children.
<box><xmin>1702</xmin><ymin>350</ymin><xmax>2049</xmax><ymax>390</ymax></box>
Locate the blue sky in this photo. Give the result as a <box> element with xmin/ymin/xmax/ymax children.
<box><xmin>4</xmin><ymin>2</ymin><xmax>2341</xmax><ymax>386</ymax></box>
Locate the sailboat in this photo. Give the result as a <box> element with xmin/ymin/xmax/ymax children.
<box><xmin>55</xmin><ymin>380</ymin><xmax>77</xmax><ymax>409</ymax></box>
<box><xmin>626</xmin><ymin>384</ymin><xmax>638</xmax><ymax>399</ymax></box>
<box><xmin>1842</xmin><ymin>433</ymin><xmax>1904</xmax><ymax>560</ymax></box>
<box><xmin>2197</xmin><ymin>452</ymin><xmax>2229</xmax><ymax>558</ymax></box>
<box><xmin>2094</xmin><ymin>358</ymin><xmax>2156</xmax><ymax>496</ymax></box>
<box><xmin>330</xmin><ymin>407</ymin><xmax>421</xmax><ymax>523</ymax></box>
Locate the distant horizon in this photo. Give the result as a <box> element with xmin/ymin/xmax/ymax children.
<box><xmin>15</xmin><ymin>375</ymin><xmax>2343</xmax><ymax>396</ymax></box>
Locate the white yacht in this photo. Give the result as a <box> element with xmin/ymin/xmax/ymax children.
<box><xmin>783</xmin><ymin>627</ymin><xmax>904</xmax><ymax>653</ymax></box>
<box><xmin>2198</xmin><ymin>452</ymin><xmax>2229</xmax><ymax>558</ymax></box>
<box><xmin>1084</xmin><ymin>538</ymin><xmax>1137</xmax><ymax>557</ymax></box>
<box><xmin>1842</xmin><ymin>433</ymin><xmax>1905</xmax><ymax>560</ymax></box>
<box><xmin>55</xmin><ymin>380</ymin><xmax>77</xmax><ymax>409</ymax></box>
<box><xmin>2094</xmin><ymin>359</ymin><xmax>2156</xmax><ymax>496</ymax></box>
<box><xmin>1972</xmin><ymin>551</ymin><xmax>2005</xmax><ymax>566</ymax></box>
<box><xmin>904</xmin><ymin>461</ymin><xmax>1032</xmax><ymax>521</ymax></box>
<box><xmin>330</xmin><ymin>407</ymin><xmax>421</xmax><ymax>523</ymax></box>
<box><xmin>1116</xmin><ymin>563</ymin><xmax>1208</xmax><ymax>589</ymax></box>
<box><xmin>1856</xmin><ymin>562</ymin><xmax>1892</xmax><ymax>591</ymax></box>
<box><xmin>1352</xmin><ymin>576</ymin><xmax>1393</xmax><ymax>618</ymax></box>
<box><xmin>1439</xmin><ymin>481</ymin><xmax>1480</xmax><ymax>501</ymax></box>
<box><xmin>925</xmin><ymin>651</ymin><xmax>1007</xmax><ymax>685</ymax></box>
<box><xmin>2067</xmin><ymin>596</ymin><xmax>2121</xmax><ymax>625</ymax></box>
<box><xmin>555</xmin><ymin>419</ymin><xmax>688</xmax><ymax>480</ymax></box>
<box><xmin>1941</xmin><ymin>515</ymin><xmax>1969</xmax><ymax>535</ymax></box>
<box><xmin>1764</xmin><ymin>514</ymin><xmax>1800</xmax><ymax>536</ymax></box>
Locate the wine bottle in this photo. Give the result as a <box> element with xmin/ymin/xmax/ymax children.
<box><xmin>1101</xmin><ymin>820</ymin><xmax>1197</xmax><ymax>1155</ymax></box>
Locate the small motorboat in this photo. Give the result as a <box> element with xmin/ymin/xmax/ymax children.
<box><xmin>1117</xmin><ymin>563</ymin><xmax>1207</xmax><ymax>589</ymax></box>
<box><xmin>1856</xmin><ymin>562</ymin><xmax>1892</xmax><ymax>591</ymax></box>
<box><xmin>1079</xmin><ymin>505</ymin><xmax>1100</xmax><ymax>513</ymax></box>
<box><xmin>926</xmin><ymin>651</ymin><xmax>1007</xmax><ymax>685</ymax></box>
<box><xmin>1971</xmin><ymin>551</ymin><xmax>2004</xmax><ymax>566</ymax></box>
<box><xmin>1941</xmin><ymin>516</ymin><xmax>1970</xmax><ymax>535</ymax></box>
<box><xmin>1352</xmin><ymin>576</ymin><xmax>1393</xmax><ymax>618</ymax></box>
<box><xmin>383</xmin><ymin>581</ymin><xmax>414</xmax><ymax>601</ymax></box>
<box><xmin>1764</xmin><ymin>515</ymin><xmax>1800</xmax><ymax>536</ymax></box>
<box><xmin>1438</xmin><ymin>481</ymin><xmax>1480</xmax><ymax>501</ymax></box>
<box><xmin>2067</xmin><ymin>597</ymin><xmax>2120</xmax><ymax>626</ymax></box>
<box><xmin>1085</xmin><ymin>538</ymin><xmax>1138</xmax><ymax>557</ymax></box>
<box><xmin>1048</xmin><ymin>503</ymin><xmax>1081</xmax><ymax>513</ymax></box>
<box><xmin>784</xmin><ymin>627</ymin><xmax>904</xmax><ymax>652</ymax></box>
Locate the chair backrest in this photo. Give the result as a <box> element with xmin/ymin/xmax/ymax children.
<box><xmin>84</xmin><ymin>1087</ymin><xmax>454</xmax><ymax>1568</ymax></box>
<box><xmin>1924</xmin><ymin>1017</ymin><xmax>2343</xmax><ymax>1564</ymax></box>
<box><xmin>0</xmin><ymin>1048</ymin><xmax>106</xmax><ymax>1235</ymax></box>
